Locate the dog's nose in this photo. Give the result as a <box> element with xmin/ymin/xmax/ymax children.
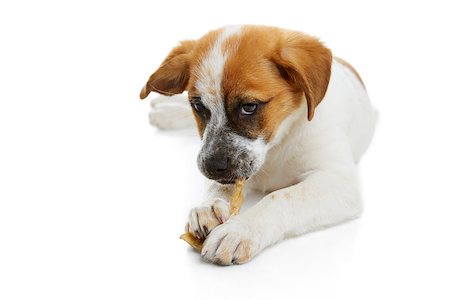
<box><xmin>205</xmin><ymin>155</ymin><xmax>229</xmax><ymax>176</ymax></box>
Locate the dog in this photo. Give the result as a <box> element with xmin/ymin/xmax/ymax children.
<box><xmin>140</xmin><ymin>25</ymin><xmax>377</xmax><ymax>265</ymax></box>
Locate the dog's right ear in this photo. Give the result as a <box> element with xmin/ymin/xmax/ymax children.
<box><xmin>140</xmin><ymin>40</ymin><xmax>196</xmax><ymax>99</ymax></box>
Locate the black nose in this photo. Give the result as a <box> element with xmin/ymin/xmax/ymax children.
<box><xmin>204</xmin><ymin>155</ymin><xmax>229</xmax><ymax>177</ymax></box>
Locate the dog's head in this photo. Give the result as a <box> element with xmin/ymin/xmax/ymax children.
<box><xmin>140</xmin><ymin>25</ymin><xmax>332</xmax><ymax>184</ymax></box>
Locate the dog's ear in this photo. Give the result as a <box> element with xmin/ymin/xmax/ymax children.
<box><xmin>272</xmin><ymin>32</ymin><xmax>332</xmax><ymax>121</ymax></box>
<box><xmin>140</xmin><ymin>40</ymin><xmax>196</xmax><ymax>99</ymax></box>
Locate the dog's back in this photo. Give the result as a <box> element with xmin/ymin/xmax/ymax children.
<box><xmin>323</xmin><ymin>58</ymin><xmax>377</xmax><ymax>163</ymax></box>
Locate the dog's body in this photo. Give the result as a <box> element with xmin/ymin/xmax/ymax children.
<box><xmin>141</xmin><ymin>25</ymin><xmax>377</xmax><ymax>265</ymax></box>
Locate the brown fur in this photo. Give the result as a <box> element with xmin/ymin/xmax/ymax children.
<box><xmin>140</xmin><ymin>40</ymin><xmax>196</xmax><ymax>99</ymax></box>
<box><xmin>140</xmin><ymin>26</ymin><xmax>333</xmax><ymax>142</ymax></box>
<box><xmin>221</xmin><ymin>26</ymin><xmax>332</xmax><ymax>141</ymax></box>
<box><xmin>271</xmin><ymin>29</ymin><xmax>332</xmax><ymax>121</ymax></box>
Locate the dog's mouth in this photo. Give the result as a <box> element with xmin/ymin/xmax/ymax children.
<box><xmin>217</xmin><ymin>179</ymin><xmax>235</xmax><ymax>185</ymax></box>
<box><xmin>216</xmin><ymin>177</ymin><xmax>248</xmax><ymax>185</ymax></box>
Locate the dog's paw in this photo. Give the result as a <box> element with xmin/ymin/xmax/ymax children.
<box><xmin>201</xmin><ymin>219</ymin><xmax>261</xmax><ymax>265</ymax></box>
<box><xmin>186</xmin><ymin>199</ymin><xmax>231</xmax><ymax>240</ymax></box>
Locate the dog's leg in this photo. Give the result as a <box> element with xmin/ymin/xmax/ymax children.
<box><xmin>148</xmin><ymin>94</ymin><xmax>196</xmax><ymax>130</ymax></box>
<box><xmin>185</xmin><ymin>180</ymin><xmax>235</xmax><ymax>240</ymax></box>
<box><xmin>201</xmin><ymin>164</ymin><xmax>362</xmax><ymax>265</ymax></box>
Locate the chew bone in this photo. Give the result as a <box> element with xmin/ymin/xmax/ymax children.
<box><xmin>180</xmin><ymin>178</ymin><xmax>246</xmax><ymax>251</ymax></box>
<box><xmin>229</xmin><ymin>179</ymin><xmax>245</xmax><ymax>216</ymax></box>
<box><xmin>179</xmin><ymin>232</ymin><xmax>204</xmax><ymax>251</ymax></box>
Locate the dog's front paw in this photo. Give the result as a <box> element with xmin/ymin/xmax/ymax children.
<box><xmin>201</xmin><ymin>219</ymin><xmax>261</xmax><ymax>265</ymax></box>
<box><xmin>186</xmin><ymin>199</ymin><xmax>230</xmax><ymax>240</ymax></box>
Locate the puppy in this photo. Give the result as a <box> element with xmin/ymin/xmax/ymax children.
<box><xmin>140</xmin><ymin>25</ymin><xmax>377</xmax><ymax>265</ymax></box>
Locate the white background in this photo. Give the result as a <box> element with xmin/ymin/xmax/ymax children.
<box><xmin>1</xmin><ymin>0</ymin><xmax>449</xmax><ymax>299</ymax></box>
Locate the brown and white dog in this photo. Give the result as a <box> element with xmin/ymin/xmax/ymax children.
<box><xmin>140</xmin><ymin>25</ymin><xmax>377</xmax><ymax>265</ymax></box>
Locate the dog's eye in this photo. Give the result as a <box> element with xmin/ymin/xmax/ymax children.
<box><xmin>191</xmin><ymin>98</ymin><xmax>205</xmax><ymax>113</ymax></box>
<box><xmin>241</xmin><ymin>103</ymin><xmax>258</xmax><ymax>116</ymax></box>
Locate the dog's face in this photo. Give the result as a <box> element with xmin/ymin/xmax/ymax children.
<box><xmin>140</xmin><ymin>25</ymin><xmax>332</xmax><ymax>184</ymax></box>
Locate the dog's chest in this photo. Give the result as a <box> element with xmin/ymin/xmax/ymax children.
<box><xmin>248</xmin><ymin>150</ymin><xmax>303</xmax><ymax>194</ymax></box>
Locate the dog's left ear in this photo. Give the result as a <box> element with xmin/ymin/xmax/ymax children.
<box><xmin>272</xmin><ymin>32</ymin><xmax>332</xmax><ymax>121</ymax></box>
<box><xmin>140</xmin><ymin>40</ymin><xmax>196</xmax><ymax>99</ymax></box>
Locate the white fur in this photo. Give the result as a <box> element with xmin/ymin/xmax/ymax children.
<box><xmin>195</xmin><ymin>25</ymin><xmax>241</xmax><ymax>114</ymax></box>
<box><xmin>150</xmin><ymin>54</ymin><xmax>377</xmax><ymax>265</ymax></box>
<box><xmin>230</xmin><ymin>134</ymin><xmax>267</xmax><ymax>171</ymax></box>
<box><xmin>194</xmin><ymin>26</ymin><xmax>245</xmax><ymax>155</ymax></box>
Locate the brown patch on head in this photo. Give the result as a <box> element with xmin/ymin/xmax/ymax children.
<box><xmin>221</xmin><ymin>26</ymin><xmax>332</xmax><ymax>142</ymax></box>
<box><xmin>334</xmin><ymin>56</ymin><xmax>365</xmax><ymax>88</ymax></box>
